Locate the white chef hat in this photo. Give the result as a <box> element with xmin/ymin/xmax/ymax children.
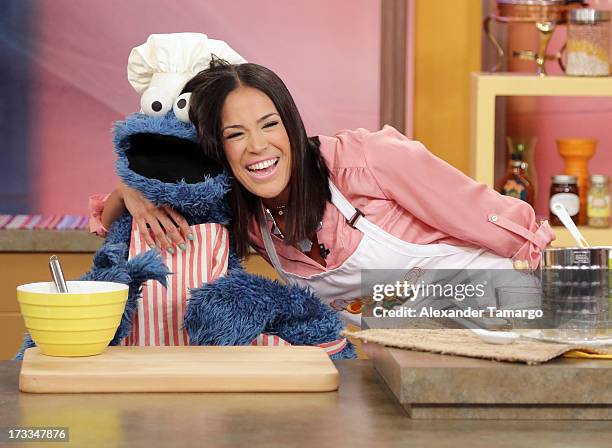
<box><xmin>127</xmin><ymin>33</ymin><xmax>246</xmax><ymax>119</ymax></box>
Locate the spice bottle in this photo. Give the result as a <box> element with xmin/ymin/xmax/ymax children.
<box><xmin>567</xmin><ymin>8</ymin><xmax>611</xmax><ymax>76</ymax></box>
<box><xmin>497</xmin><ymin>153</ymin><xmax>535</xmax><ymax>207</ymax></box>
<box><xmin>550</xmin><ymin>175</ymin><xmax>580</xmax><ymax>226</ymax></box>
<box><xmin>587</xmin><ymin>174</ymin><xmax>610</xmax><ymax>228</ymax></box>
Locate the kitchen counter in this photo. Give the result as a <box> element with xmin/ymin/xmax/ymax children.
<box><xmin>0</xmin><ymin>230</ymin><xmax>102</xmax><ymax>252</ymax></box>
<box><xmin>2</xmin><ymin>360</ymin><xmax>612</xmax><ymax>447</ymax></box>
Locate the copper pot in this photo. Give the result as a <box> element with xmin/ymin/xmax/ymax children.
<box><xmin>495</xmin><ymin>0</ymin><xmax>577</xmax><ymax>23</ymax></box>
<box><xmin>484</xmin><ymin>0</ymin><xmax>586</xmax><ymax>74</ymax></box>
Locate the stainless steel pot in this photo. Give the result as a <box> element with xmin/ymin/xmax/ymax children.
<box><xmin>540</xmin><ymin>247</ymin><xmax>611</xmax><ymax>336</ymax></box>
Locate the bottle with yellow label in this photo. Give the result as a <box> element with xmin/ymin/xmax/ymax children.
<box><xmin>587</xmin><ymin>174</ymin><xmax>610</xmax><ymax>228</ymax></box>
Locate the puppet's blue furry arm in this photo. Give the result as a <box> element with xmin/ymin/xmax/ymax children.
<box><xmin>13</xmin><ymin>214</ymin><xmax>169</xmax><ymax>359</ymax></box>
<box><xmin>183</xmin><ymin>269</ymin><xmax>280</xmax><ymax>346</ymax></box>
<box><xmin>183</xmin><ymin>266</ymin><xmax>356</xmax><ymax>359</ymax></box>
<box><xmin>78</xmin><ymin>214</ymin><xmax>169</xmax><ymax>346</ymax></box>
<box><xmin>13</xmin><ymin>333</ymin><xmax>35</xmax><ymax>360</ymax></box>
<box><xmin>270</xmin><ymin>302</ymin><xmax>357</xmax><ymax>360</ymax></box>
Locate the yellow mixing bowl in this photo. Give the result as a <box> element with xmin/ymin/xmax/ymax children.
<box><xmin>17</xmin><ymin>281</ymin><xmax>129</xmax><ymax>357</ymax></box>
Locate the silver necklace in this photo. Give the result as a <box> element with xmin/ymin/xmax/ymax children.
<box><xmin>270</xmin><ymin>205</ymin><xmax>288</xmax><ymax>216</ymax></box>
<box><xmin>264</xmin><ymin>208</ymin><xmax>321</xmax><ymax>253</ymax></box>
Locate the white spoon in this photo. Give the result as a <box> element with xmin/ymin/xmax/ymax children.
<box><xmin>452</xmin><ymin>316</ymin><xmax>519</xmax><ymax>344</ymax></box>
<box><xmin>551</xmin><ymin>202</ymin><xmax>590</xmax><ymax>248</ymax></box>
<box><xmin>468</xmin><ymin>328</ymin><xmax>519</xmax><ymax>345</ymax></box>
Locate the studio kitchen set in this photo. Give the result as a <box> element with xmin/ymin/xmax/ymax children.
<box><xmin>2</xmin><ymin>4</ymin><xmax>612</xmax><ymax>445</ymax></box>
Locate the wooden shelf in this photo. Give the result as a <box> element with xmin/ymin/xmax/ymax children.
<box><xmin>550</xmin><ymin>226</ymin><xmax>612</xmax><ymax>248</ymax></box>
<box><xmin>469</xmin><ymin>73</ymin><xmax>612</xmax><ymax>248</ymax></box>
<box><xmin>469</xmin><ymin>73</ymin><xmax>612</xmax><ymax>187</ymax></box>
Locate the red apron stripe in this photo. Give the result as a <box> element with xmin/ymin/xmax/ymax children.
<box><xmin>205</xmin><ymin>224</ymin><xmax>212</xmax><ymax>284</ymax></box>
<box><xmin>181</xmin><ymin>235</ymin><xmax>189</xmax><ymax>345</ymax></box>
<box><xmin>195</xmin><ymin>225</ymin><xmax>203</xmax><ymax>289</ymax></box>
<box><xmin>316</xmin><ymin>338</ymin><xmax>347</xmax><ymax>356</ymax></box>
<box><xmin>211</xmin><ymin>224</ymin><xmax>223</xmax><ymax>279</ymax></box>
<box><xmin>162</xmin><ymin>250</ymin><xmax>171</xmax><ymax>345</ymax></box>
<box><xmin>137</xmin><ymin>226</ymin><xmax>151</xmax><ymax>346</ymax></box>
<box><xmin>166</xmin><ymin>252</ymin><xmax>180</xmax><ymax>345</ymax></box>
<box><xmin>152</xmin><ymin>253</ymin><xmax>160</xmax><ymax>346</ymax></box>
<box><xmin>128</xmin><ymin>222</ymin><xmax>137</xmax><ymax>346</ymax></box>
<box><xmin>176</xmin><ymin>236</ymin><xmax>183</xmax><ymax>344</ymax></box>
<box><xmin>212</xmin><ymin>226</ymin><xmax>229</xmax><ymax>280</ymax></box>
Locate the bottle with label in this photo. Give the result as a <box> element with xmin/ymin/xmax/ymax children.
<box><xmin>549</xmin><ymin>175</ymin><xmax>580</xmax><ymax>226</ymax></box>
<box><xmin>497</xmin><ymin>153</ymin><xmax>535</xmax><ymax>207</ymax></box>
<box><xmin>587</xmin><ymin>174</ymin><xmax>610</xmax><ymax>228</ymax></box>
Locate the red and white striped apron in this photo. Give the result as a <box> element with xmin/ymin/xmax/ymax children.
<box><xmin>249</xmin><ymin>333</ymin><xmax>347</xmax><ymax>357</ymax></box>
<box><xmin>120</xmin><ymin>221</ymin><xmax>347</xmax><ymax>356</ymax></box>
<box><xmin>120</xmin><ymin>222</ymin><xmax>229</xmax><ymax>346</ymax></box>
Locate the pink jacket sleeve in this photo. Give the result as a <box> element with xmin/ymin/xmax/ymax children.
<box><xmin>88</xmin><ymin>193</ymin><xmax>111</xmax><ymax>237</ymax></box>
<box><xmin>361</xmin><ymin>126</ymin><xmax>555</xmax><ymax>269</ymax></box>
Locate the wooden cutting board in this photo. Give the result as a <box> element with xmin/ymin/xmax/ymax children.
<box><xmin>19</xmin><ymin>346</ymin><xmax>339</xmax><ymax>393</ymax></box>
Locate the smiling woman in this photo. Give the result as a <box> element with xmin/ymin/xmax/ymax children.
<box><xmin>222</xmin><ymin>100</ymin><xmax>291</xmax><ymax>198</ymax></box>
<box><xmin>184</xmin><ymin>60</ymin><xmax>331</xmax><ymax>261</ymax></box>
<box><xmin>93</xmin><ymin>57</ymin><xmax>555</xmax><ymax>327</ymax></box>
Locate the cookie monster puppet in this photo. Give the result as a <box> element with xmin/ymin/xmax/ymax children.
<box><xmin>15</xmin><ymin>33</ymin><xmax>355</xmax><ymax>360</ymax></box>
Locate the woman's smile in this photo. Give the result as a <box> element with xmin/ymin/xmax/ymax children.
<box><xmin>221</xmin><ymin>86</ymin><xmax>292</xmax><ymax>199</ymax></box>
<box><xmin>245</xmin><ymin>156</ymin><xmax>280</xmax><ymax>178</ymax></box>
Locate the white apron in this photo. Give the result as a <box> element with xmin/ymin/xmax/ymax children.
<box><xmin>258</xmin><ymin>181</ymin><xmax>524</xmax><ymax>327</ymax></box>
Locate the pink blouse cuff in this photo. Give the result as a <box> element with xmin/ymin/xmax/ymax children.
<box><xmin>512</xmin><ymin>220</ymin><xmax>556</xmax><ymax>270</ymax></box>
<box><xmin>88</xmin><ymin>193</ymin><xmax>111</xmax><ymax>238</ymax></box>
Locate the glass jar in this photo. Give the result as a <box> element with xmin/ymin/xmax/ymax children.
<box><xmin>587</xmin><ymin>174</ymin><xmax>610</xmax><ymax>228</ymax></box>
<box><xmin>566</xmin><ymin>8</ymin><xmax>611</xmax><ymax>76</ymax></box>
<box><xmin>549</xmin><ymin>175</ymin><xmax>579</xmax><ymax>226</ymax></box>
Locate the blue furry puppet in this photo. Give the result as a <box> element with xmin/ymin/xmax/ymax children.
<box><xmin>15</xmin><ymin>33</ymin><xmax>355</xmax><ymax>360</ymax></box>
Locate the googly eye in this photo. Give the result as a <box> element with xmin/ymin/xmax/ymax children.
<box><xmin>140</xmin><ymin>87</ymin><xmax>173</xmax><ymax>117</ymax></box>
<box><xmin>173</xmin><ymin>92</ymin><xmax>191</xmax><ymax>123</ymax></box>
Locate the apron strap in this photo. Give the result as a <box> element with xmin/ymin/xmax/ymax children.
<box><xmin>256</xmin><ymin>180</ymin><xmax>368</xmax><ymax>283</ymax></box>
<box><xmin>328</xmin><ymin>182</ymin><xmax>365</xmax><ymax>229</ymax></box>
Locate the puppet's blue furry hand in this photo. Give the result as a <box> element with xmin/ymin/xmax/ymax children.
<box><xmin>182</xmin><ymin>269</ymin><xmax>352</xmax><ymax>357</ymax></box>
<box><xmin>108</xmin><ymin>249</ymin><xmax>169</xmax><ymax>346</ymax></box>
<box><xmin>79</xmin><ymin>241</ymin><xmax>169</xmax><ymax>347</ymax></box>
<box><xmin>270</xmin><ymin>298</ymin><xmax>344</xmax><ymax>346</ymax></box>
<box><xmin>183</xmin><ymin>270</ymin><xmax>279</xmax><ymax>345</ymax></box>
<box><xmin>79</xmin><ymin>243</ymin><xmax>132</xmax><ymax>284</ymax></box>
<box><xmin>80</xmin><ymin>242</ymin><xmax>168</xmax><ymax>288</ymax></box>
<box><xmin>268</xmin><ymin>285</ymin><xmax>356</xmax><ymax>360</ymax></box>
<box><xmin>125</xmin><ymin>250</ymin><xmax>169</xmax><ymax>288</ymax></box>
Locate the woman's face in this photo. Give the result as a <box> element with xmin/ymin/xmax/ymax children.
<box><xmin>221</xmin><ymin>85</ymin><xmax>291</xmax><ymax>200</ymax></box>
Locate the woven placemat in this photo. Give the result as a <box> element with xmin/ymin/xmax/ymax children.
<box><xmin>343</xmin><ymin>329</ymin><xmax>612</xmax><ymax>365</ymax></box>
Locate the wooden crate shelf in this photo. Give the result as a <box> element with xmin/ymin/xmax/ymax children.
<box><xmin>469</xmin><ymin>73</ymin><xmax>612</xmax><ymax>248</ymax></box>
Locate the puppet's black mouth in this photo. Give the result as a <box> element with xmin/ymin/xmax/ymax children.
<box><xmin>126</xmin><ymin>133</ymin><xmax>223</xmax><ymax>184</ymax></box>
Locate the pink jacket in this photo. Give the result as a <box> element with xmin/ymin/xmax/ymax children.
<box><xmin>247</xmin><ymin>126</ymin><xmax>555</xmax><ymax>273</ymax></box>
<box><xmin>90</xmin><ymin>126</ymin><xmax>555</xmax><ymax>272</ymax></box>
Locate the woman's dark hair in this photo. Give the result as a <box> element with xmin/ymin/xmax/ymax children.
<box><xmin>183</xmin><ymin>57</ymin><xmax>331</xmax><ymax>259</ymax></box>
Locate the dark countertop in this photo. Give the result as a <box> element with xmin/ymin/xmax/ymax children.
<box><xmin>2</xmin><ymin>360</ymin><xmax>612</xmax><ymax>447</ymax></box>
